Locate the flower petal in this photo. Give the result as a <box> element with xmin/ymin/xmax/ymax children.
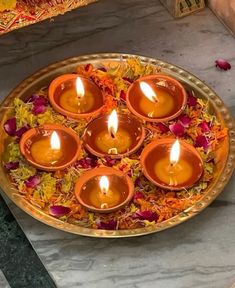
<box><xmin>199</xmin><ymin>121</ymin><xmax>210</xmax><ymax>133</ymax></box>
<box><xmin>25</xmin><ymin>175</ymin><xmax>41</xmax><ymax>188</ymax></box>
<box><xmin>76</xmin><ymin>156</ymin><xmax>98</xmax><ymax>169</ymax></box>
<box><xmin>49</xmin><ymin>205</ymin><xmax>71</xmax><ymax>217</ymax></box>
<box><xmin>215</xmin><ymin>59</ymin><xmax>231</xmax><ymax>71</ymax></box>
<box><xmin>97</xmin><ymin>220</ymin><xmax>117</xmax><ymax>230</ymax></box>
<box><xmin>187</xmin><ymin>91</ymin><xmax>197</xmax><ymax>107</ymax></box>
<box><xmin>195</xmin><ymin>135</ymin><xmax>209</xmax><ymax>150</ymax></box>
<box><xmin>4</xmin><ymin>162</ymin><xmax>19</xmax><ymax>170</ymax></box>
<box><xmin>15</xmin><ymin>125</ymin><xmax>30</xmax><ymax>138</ymax></box>
<box><xmin>120</xmin><ymin>90</ymin><xmax>126</xmax><ymax>101</ymax></box>
<box><xmin>178</xmin><ymin>114</ymin><xmax>191</xmax><ymax>127</ymax></box>
<box><xmin>4</xmin><ymin>118</ymin><xmax>17</xmax><ymax>136</ymax></box>
<box><xmin>122</xmin><ymin>77</ymin><xmax>133</xmax><ymax>83</ymax></box>
<box><xmin>28</xmin><ymin>95</ymin><xmax>48</xmax><ymax>106</ymax></box>
<box><xmin>133</xmin><ymin>210</ymin><xmax>158</xmax><ymax>222</ymax></box>
<box><xmin>32</xmin><ymin>104</ymin><xmax>47</xmax><ymax>115</ymax></box>
<box><xmin>104</xmin><ymin>156</ymin><xmax>117</xmax><ymax>167</ymax></box>
<box><xmin>155</xmin><ymin>122</ymin><xmax>169</xmax><ymax>133</ymax></box>
<box><xmin>134</xmin><ymin>177</ymin><xmax>143</xmax><ymax>188</ymax></box>
<box><xmin>169</xmin><ymin>122</ymin><xmax>185</xmax><ymax>137</ymax></box>
<box><xmin>133</xmin><ymin>191</ymin><xmax>144</xmax><ymax>200</ymax></box>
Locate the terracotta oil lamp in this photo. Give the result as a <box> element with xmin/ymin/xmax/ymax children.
<box><xmin>75</xmin><ymin>167</ymin><xmax>134</xmax><ymax>213</ymax></box>
<box><xmin>140</xmin><ymin>138</ymin><xmax>203</xmax><ymax>190</ymax></box>
<box><xmin>49</xmin><ymin>74</ymin><xmax>104</xmax><ymax>119</ymax></box>
<box><xmin>83</xmin><ymin>109</ymin><xmax>145</xmax><ymax>159</ymax></box>
<box><xmin>126</xmin><ymin>74</ymin><xmax>187</xmax><ymax>122</ymax></box>
<box><xmin>20</xmin><ymin>124</ymin><xmax>81</xmax><ymax>171</ymax></box>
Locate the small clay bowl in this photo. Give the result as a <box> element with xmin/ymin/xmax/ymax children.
<box><xmin>20</xmin><ymin>124</ymin><xmax>81</xmax><ymax>171</ymax></box>
<box><xmin>48</xmin><ymin>74</ymin><xmax>104</xmax><ymax>119</ymax></box>
<box><xmin>140</xmin><ymin>138</ymin><xmax>203</xmax><ymax>191</ymax></box>
<box><xmin>83</xmin><ymin>113</ymin><xmax>146</xmax><ymax>159</ymax></box>
<box><xmin>75</xmin><ymin>167</ymin><xmax>134</xmax><ymax>213</ymax></box>
<box><xmin>126</xmin><ymin>74</ymin><xmax>187</xmax><ymax>122</ymax></box>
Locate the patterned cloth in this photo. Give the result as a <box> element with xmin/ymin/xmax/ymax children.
<box><xmin>0</xmin><ymin>0</ymin><xmax>96</xmax><ymax>34</ymax></box>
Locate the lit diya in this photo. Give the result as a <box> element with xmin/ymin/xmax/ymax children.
<box><xmin>75</xmin><ymin>167</ymin><xmax>134</xmax><ymax>213</ymax></box>
<box><xmin>49</xmin><ymin>74</ymin><xmax>104</xmax><ymax>119</ymax></box>
<box><xmin>126</xmin><ymin>74</ymin><xmax>187</xmax><ymax>122</ymax></box>
<box><xmin>83</xmin><ymin>109</ymin><xmax>145</xmax><ymax>158</ymax></box>
<box><xmin>140</xmin><ymin>139</ymin><xmax>203</xmax><ymax>190</ymax></box>
<box><xmin>20</xmin><ymin>124</ymin><xmax>81</xmax><ymax>171</ymax></box>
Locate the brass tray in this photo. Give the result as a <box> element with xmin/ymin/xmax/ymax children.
<box><xmin>0</xmin><ymin>53</ymin><xmax>234</xmax><ymax>238</ymax></box>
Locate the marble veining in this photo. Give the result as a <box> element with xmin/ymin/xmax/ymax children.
<box><xmin>0</xmin><ymin>0</ymin><xmax>235</xmax><ymax>287</ymax></box>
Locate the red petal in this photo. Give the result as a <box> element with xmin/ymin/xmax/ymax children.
<box><xmin>155</xmin><ymin>122</ymin><xmax>170</xmax><ymax>133</ymax></box>
<box><xmin>76</xmin><ymin>156</ymin><xmax>98</xmax><ymax>169</ymax></box>
<box><xmin>178</xmin><ymin>114</ymin><xmax>191</xmax><ymax>127</ymax></box>
<box><xmin>4</xmin><ymin>162</ymin><xmax>19</xmax><ymax>170</ymax></box>
<box><xmin>199</xmin><ymin>121</ymin><xmax>210</xmax><ymax>133</ymax></box>
<box><xmin>133</xmin><ymin>210</ymin><xmax>159</xmax><ymax>222</ymax></box>
<box><xmin>49</xmin><ymin>205</ymin><xmax>71</xmax><ymax>217</ymax></box>
<box><xmin>104</xmin><ymin>156</ymin><xmax>117</xmax><ymax>167</ymax></box>
<box><xmin>133</xmin><ymin>191</ymin><xmax>144</xmax><ymax>200</ymax></box>
<box><xmin>187</xmin><ymin>91</ymin><xmax>197</xmax><ymax>107</ymax></box>
<box><xmin>97</xmin><ymin>220</ymin><xmax>117</xmax><ymax>230</ymax></box>
<box><xmin>195</xmin><ymin>135</ymin><xmax>209</xmax><ymax>150</ymax></box>
<box><xmin>25</xmin><ymin>175</ymin><xmax>41</xmax><ymax>188</ymax></box>
<box><xmin>120</xmin><ymin>90</ymin><xmax>126</xmax><ymax>101</ymax></box>
<box><xmin>4</xmin><ymin>118</ymin><xmax>17</xmax><ymax>136</ymax></box>
<box><xmin>122</xmin><ymin>77</ymin><xmax>133</xmax><ymax>83</ymax></box>
<box><xmin>15</xmin><ymin>125</ymin><xmax>30</xmax><ymax>138</ymax></box>
<box><xmin>169</xmin><ymin>122</ymin><xmax>185</xmax><ymax>137</ymax></box>
<box><xmin>215</xmin><ymin>59</ymin><xmax>231</xmax><ymax>71</ymax></box>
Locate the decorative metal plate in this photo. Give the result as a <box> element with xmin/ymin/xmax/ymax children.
<box><xmin>0</xmin><ymin>53</ymin><xmax>234</xmax><ymax>238</ymax></box>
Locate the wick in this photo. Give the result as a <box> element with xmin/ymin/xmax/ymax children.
<box><xmin>101</xmin><ymin>189</ymin><xmax>107</xmax><ymax>195</ymax></box>
<box><xmin>110</xmin><ymin>131</ymin><xmax>116</xmax><ymax>139</ymax></box>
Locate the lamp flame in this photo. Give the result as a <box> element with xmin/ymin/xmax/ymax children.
<box><xmin>76</xmin><ymin>77</ymin><xmax>85</xmax><ymax>98</ymax></box>
<box><xmin>170</xmin><ymin>139</ymin><xmax>180</xmax><ymax>165</ymax></box>
<box><xmin>100</xmin><ymin>176</ymin><xmax>109</xmax><ymax>194</ymax></box>
<box><xmin>140</xmin><ymin>81</ymin><xmax>158</xmax><ymax>102</ymax></box>
<box><xmin>50</xmin><ymin>131</ymin><xmax>60</xmax><ymax>150</ymax></box>
<box><xmin>108</xmin><ymin>109</ymin><xmax>118</xmax><ymax>138</ymax></box>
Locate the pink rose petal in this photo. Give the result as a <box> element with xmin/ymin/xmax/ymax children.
<box><xmin>122</xmin><ymin>77</ymin><xmax>133</xmax><ymax>83</ymax></box>
<box><xmin>133</xmin><ymin>210</ymin><xmax>159</xmax><ymax>222</ymax></box>
<box><xmin>120</xmin><ymin>90</ymin><xmax>126</xmax><ymax>101</ymax></box>
<box><xmin>97</xmin><ymin>220</ymin><xmax>117</xmax><ymax>230</ymax></box>
<box><xmin>32</xmin><ymin>104</ymin><xmax>47</xmax><ymax>115</ymax></box>
<box><xmin>25</xmin><ymin>175</ymin><xmax>41</xmax><ymax>188</ymax></box>
<box><xmin>195</xmin><ymin>135</ymin><xmax>209</xmax><ymax>150</ymax></box>
<box><xmin>155</xmin><ymin>122</ymin><xmax>170</xmax><ymax>133</ymax></box>
<box><xmin>104</xmin><ymin>156</ymin><xmax>117</xmax><ymax>167</ymax></box>
<box><xmin>15</xmin><ymin>125</ymin><xmax>30</xmax><ymax>138</ymax></box>
<box><xmin>169</xmin><ymin>122</ymin><xmax>185</xmax><ymax>137</ymax></box>
<box><xmin>76</xmin><ymin>156</ymin><xmax>98</xmax><ymax>169</ymax></box>
<box><xmin>49</xmin><ymin>205</ymin><xmax>71</xmax><ymax>217</ymax></box>
<box><xmin>178</xmin><ymin>114</ymin><xmax>191</xmax><ymax>127</ymax></box>
<box><xmin>134</xmin><ymin>177</ymin><xmax>143</xmax><ymax>189</ymax></box>
<box><xmin>215</xmin><ymin>59</ymin><xmax>231</xmax><ymax>71</ymax></box>
<box><xmin>199</xmin><ymin>121</ymin><xmax>210</xmax><ymax>133</ymax></box>
<box><xmin>187</xmin><ymin>91</ymin><xmax>197</xmax><ymax>107</ymax></box>
<box><xmin>4</xmin><ymin>118</ymin><xmax>17</xmax><ymax>136</ymax></box>
<box><xmin>4</xmin><ymin>162</ymin><xmax>19</xmax><ymax>170</ymax></box>
<box><xmin>133</xmin><ymin>191</ymin><xmax>144</xmax><ymax>200</ymax></box>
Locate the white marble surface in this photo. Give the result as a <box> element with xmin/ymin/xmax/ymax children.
<box><xmin>0</xmin><ymin>1</ymin><xmax>235</xmax><ymax>287</ymax></box>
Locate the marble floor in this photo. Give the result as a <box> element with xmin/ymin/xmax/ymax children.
<box><xmin>0</xmin><ymin>0</ymin><xmax>235</xmax><ymax>287</ymax></box>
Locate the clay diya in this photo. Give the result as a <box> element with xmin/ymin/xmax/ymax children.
<box><xmin>75</xmin><ymin>167</ymin><xmax>134</xmax><ymax>213</ymax></box>
<box><xmin>126</xmin><ymin>74</ymin><xmax>187</xmax><ymax>122</ymax></box>
<box><xmin>83</xmin><ymin>109</ymin><xmax>145</xmax><ymax>159</ymax></box>
<box><xmin>140</xmin><ymin>138</ymin><xmax>203</xmax><ymax>190</ymax></box>
<box><xmin>20</xmin><ymin>124</ymin><xmax>81</xmax><ymax>171</ymax></box>
<box><xmin>49</xmin><ymin>74</ymin><xmax>104</xmax><ymax>119</ymax></box>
